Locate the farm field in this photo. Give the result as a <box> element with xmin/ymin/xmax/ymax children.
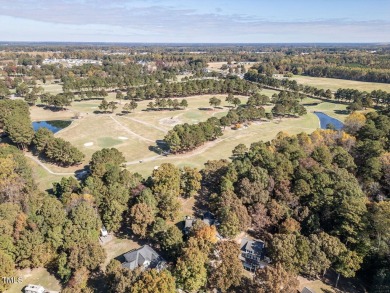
<box><xmin>28</xmin><ymin>86</ymin><xmax>350</xmax><ymax>185</ymax></box>
<box><xmin>291</xmin><ymin>75</ymin><xmax>390</xmax><ymax>92</ymax></box>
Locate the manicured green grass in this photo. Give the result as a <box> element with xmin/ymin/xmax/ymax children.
<box><xmin>291</xmin><ymin>75</ymin><xmax>390</xmax><ymax>92</ymax></box>
<box><xmin>57</xmin><ymin>115</ymin><xmax>151</xmax><ymax>164</ymax></box>
<box><xmin>301</xmin><ymin>97</ymin><xmax>350</xmax><ymax>121</ymax></box>
<box><xmin>97</xmin><ymin>137</ymin><xmax>124</xmax><ymax>148</ymax></box>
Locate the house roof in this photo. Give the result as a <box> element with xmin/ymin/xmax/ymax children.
<box><xmin>122</xmin><ymin>245</ymin><xmax>165</xmax><ymax>270</ymax></box>
<box><xmin>184</xmin><ymin>217</ymin><xmax>196</xmax><ymax>230</ymax></box>
<box><xmin>203</xmin><ymin>211</ymin><xmax>216</xmax><ymax>226</ymax></box>
<box><xmin>302</xmin><ymin>287</ymin><xmax>316</xmax><ymax>293</ymax></box>
<box><xmin>240</xmin><ymin>238</ymin><xmax>265</xmax><ymax>255</ymax></box>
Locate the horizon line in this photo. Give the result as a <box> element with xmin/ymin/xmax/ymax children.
<box><xmin>1</xmin><ymin>41</ymin><xmax>389</xmax><ymax>45</ymax></box>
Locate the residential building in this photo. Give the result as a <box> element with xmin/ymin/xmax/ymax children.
<box><xmin>183</xmin><ymin>216</ymin><xmax>196</xmax><ymax>235</ymax></box>
<box><xmin>240</xmin><ymin>238</ymin><xmax>269</xmax><ymax>272</ymax></box>
<box><xmin>120</xmin><ymin>245</ymin><xmax>166</xmax><ymax>271</ymax></box>
<box><xmin>182</xmin><ymin>212</ymin><xmax>222</xmax><ymax>240</ymax></box>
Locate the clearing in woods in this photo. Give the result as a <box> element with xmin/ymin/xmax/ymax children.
<box><xmin>5</xmin><ymin>267</ymin><xmax>62</xmax><ymax>293</ymax></box>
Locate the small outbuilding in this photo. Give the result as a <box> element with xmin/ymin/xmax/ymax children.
<box><xmin>100</xmin><ymin>226</ymin><xmax>108</xmax><ymax>237</ymax></box>
<box><xmin>183</xmin><ymin>216</ymin><xmax>196</xmax><ymax>235</ymax></box>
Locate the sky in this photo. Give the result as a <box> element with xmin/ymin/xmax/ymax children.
<box><xmin>0</xmin><ymin>0</ymin><xmax>389</xmax><ymax>43</ymax></box>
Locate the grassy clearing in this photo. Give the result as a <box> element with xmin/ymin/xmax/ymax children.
<box><xmin>56</xmin><ymin>115</ymin><xmax>152</xmax><ymax>165</ymax></box>
<box><xmin>301</xmin><ymin>97</ymin><xmax>350</xmax><ymax>121</ymax></box>
<box><xmin>207</xmin><ymin>62</ymin><xmax>227</xmax><ymax>71</ymax></box>
<box><xmin>36</xmin><ymin>81</ymin><xmax>63</xmax><ymax>94</ymax></box>
<box><xmin>291</xmin><ymin>75</ymin><xmax>390</xmax><ymax>92</ymax></box>
<box><xmin>298</xmin><ymin>276</ymin><xmax>335</xmax><ymax>293</ymax></box>
<box><xmin>30</xmin><ymin>106</ymin><xmax>75</xmax><ymax>121</ymax></box>
<box><xmin>6</xmin><ymin>268</ymin><xmax>61</xmax><ymax>293</ymax></box>
<box><xmin>176</xmin><ymin>197</ymin><xmax>197</xmax><ymax>225</ymax></box>
<box><xmin>27</xmin><ymin>156</ymin><xmax>68</xmax><ymax>191</ymax></box>
<box><xmin>101</xmin><ymin>236</ymin><xmax>141</xmax><ymax>270</ymax></box>
<box><xmin>207</xmin><ymin>62</ymin><xmax>257</xmax><ymax>72</ymax></box>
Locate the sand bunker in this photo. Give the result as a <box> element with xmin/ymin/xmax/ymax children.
<box><xmin>118</xmin><ymin>136</ymin><xmax>129</xmax><ymax>140</ymax></box>
<box><xmin>159</xmin><ymin>117</ymin><xmax>181</xmax><ymax>126</ymax></box>
<box><xmin>84</xmin><ymin>142</ymin><xmax>94</xmax><ymax>147</ymax></box>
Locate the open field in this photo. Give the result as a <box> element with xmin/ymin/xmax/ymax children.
<box><xmin>291</xmin><ymin>75</ymin><xmax>390</xmax><ymax>92</ymax></box>
<box><xmin>36</xmin><ymin>82</ymin><xmax>64</xmax><ymax>94</ymax></box>
<box><xmin>28</xmin><ymin>85</ymin><xmax>351</xmax><ymax>184</ymax></box>
<box><xmin>207</xmin><ymin>61</ymin><xmax>257</xmax><ymax>72</ymax></box>
<box><xmin>175</xmin><ymin>197</ymin><xmax>197</xmax><ymax>225</ymax></box>
<box><xmin>6</xmin><ymin>268</ymin><xmax>61</xmax><ymax>293</ymax></box>
<box><xmin>207</xmin><ymin>62</ymin><xmax>227</xmax><ymax>71</ymax></box>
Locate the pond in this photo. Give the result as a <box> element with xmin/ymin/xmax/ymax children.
<box><xmin>32</xmin><ymin>120</ymin><xmax>72</xmax><ymax>133</ymax></box>
<box><xmin>313</xmin><ymin>112</ymin><xmax>344</xmax><ymax>130</ymax></box>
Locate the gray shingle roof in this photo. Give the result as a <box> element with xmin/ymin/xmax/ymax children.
<box><xmin>122</xmin><ymin>245</ymin><xmax>165</xmax><ymax>270</ymax></box>
<box><xmin>185</xmin><ymin>217</ymin><xmax>195</xmax><ymax>229</ymax></box>
<box><xmin>302</xmin><ymin>287</ymin><xmax>315</xmax><ymax>293</ymax></box>
<box><xmin>240</xmin><ymin>238</ymin><xmax>265</xmax><ymax>256</ymax></box>
<box><xmin>203</xmin><ymin>211</ymin><xmax>215</xmax><ymax>226</ymax></box>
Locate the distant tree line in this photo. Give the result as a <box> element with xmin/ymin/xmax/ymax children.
<box><xmin>250</xmin><ymin>50</ymin><xmax>390</xmax><ymax>83</ymax></box>
<box><xmin>61</xmin><ymin>63</ymin><xmax>176</xmax><ymax>93</ymax></box>
<box><xmin>245</xmin><ymin>70</ymin><xmax>390</xmax><ymax>110</ymax></box>
<box><xmin>304</xmin><ymin>65</ymin><xmax>390</xmax><ymax>83</ymax></box>
<box><xmin>110</xmin><ymin>78</ymin><xmax>259</xmax><ymax>102</ymax></box>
